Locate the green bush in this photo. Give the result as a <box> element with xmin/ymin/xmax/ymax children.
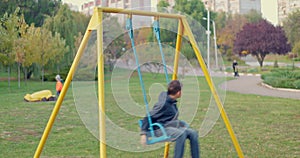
<box><xmin>293</xmin><ymin>80</ymin><xmax>300</xmax><ymax>89</ymax></box>
<box><xmin>73</xmin><ymin>68</ymin><xmax>96</xmax><ymax>81</ymax></box>
<box><xmin>225</xmin><ymin>66</ymin><xmax>233</xmax><ymax>72</ymax></box>
<box><xmin>247</xmin><ymin>68</ymin><xmax>259</xmax><ymax>73</ymax></box>
<box><xmin>262</xmin><ymin>69</ymin><xmax>300</xmax><ymax>89</ymax></box>
<box><xmin>42</xmin><ymin>68</ymin><xmax>68</xmax><ymax>82</ymax></box>
<box><xmin>273</xmin><ymin>60</ymin><xmax>279</xmax><ymax>68</ymax></box>
<box><xmin>43</xmin><ymin>72</ymin><xmax>67</xmax><ymax>82</ymax></box>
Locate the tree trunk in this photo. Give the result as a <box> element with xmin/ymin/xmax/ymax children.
<box><xmin>26</xmin><ymin>70</ymin><xmax>32</xmax><ymax>79</ymax></box>
<box><xmin>255</xmin><ymin>53</ymin><xmax>264</xmax><ymax>67</ymax></box>
<box><xmin>24</xmin><ymin>68</ymin><xmax>27</xmax><ymax>85</ymax></box>
<box><xmin>41</xmin><ymin>55</ymin><xmax>44</xmax><ymax>84</ymax></box>
<box><xmin>259</xmin><ymin>53</ymin><xmax>266</xmax><ymax>67</ymax></box>
<box><xmin>57</xmin><ymin>64</ymin><xmax>60</xmax><ymax>74</ymax></box>
<box><xmin>259</xmin><ymin>59</ymin><xmax>263</xmax><ymax>67</ymax></box>
<box><xmin>7</xmin><ymin>66</ymin><xmax>10</xmax><ymax>87</ymax></box>
<box><xmin>42</xmin><ymin>66</ymin><xmax>44</xmax><ymax>84</ymax></box>
<box><xmin>18</xmin><ymin>62</ymin><xmax>21</xmax><ymax>88</ymax></box>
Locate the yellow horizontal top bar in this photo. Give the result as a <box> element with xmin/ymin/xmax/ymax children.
<box><xmin>98</xmin><ymin>7</ymin><xmax>185</xmax><ymax>19</ymax></box>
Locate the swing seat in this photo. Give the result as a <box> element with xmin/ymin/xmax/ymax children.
<box><xmin>139</xmin><ymin>120</ymin><xmax>171</xmax><ymax>145</ymax></box>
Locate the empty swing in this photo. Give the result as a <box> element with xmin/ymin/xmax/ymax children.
<box><xmin>126</xmin><ymin>15</ymin><xmax>171</xmax><ymax>144</ymax></box>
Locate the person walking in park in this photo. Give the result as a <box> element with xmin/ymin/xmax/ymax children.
<box><xmin>232</xmin><ymin>60</ymin><xmax>239</xmax><ymax>77</ymax></box>
<box><xmin>55</xmin><ymin>75</ymin><xmax>63</xmax><ymax>98</ymax></box>
<box><xmin>140</xmin><ymin>80</ymin><xmax>200</xmax><ymax>158</ymax></box>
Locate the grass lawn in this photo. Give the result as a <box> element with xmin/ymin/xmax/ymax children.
<box><xmin>0</xmin><ymin>74</ymin><xmax>299</xmax><ymax>158</ymax></box>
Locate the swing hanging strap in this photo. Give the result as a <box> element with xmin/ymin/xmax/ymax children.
<box><xmin>153</xmin><ymin>17</ymin><xmax>170</xmax><ymax>84</ymax></box>
<box><xmin>125</xmin><ymin>15</ymin><xmax>152</xmax><ymax>126</ymax></box>
<box><xmin>126</xmin><ymin>15</ymin><xmax>170</xmax><ymax>144</ymax></box>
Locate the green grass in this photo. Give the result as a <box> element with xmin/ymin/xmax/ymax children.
<box><xmin>0</xmin><ymin>74</ymin><xmax>299</xmax><ymax>158</ymax></box>
<box><xmin>264</xmin><ymin>54</ymin><xmax>294</xmax><ymax>63</ymax></box>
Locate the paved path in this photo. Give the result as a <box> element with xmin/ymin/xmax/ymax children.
<box><xmin>114</xmin><ymin>60</ymin><xmax>299</xmax><ymax>100</ymax></box>
<box><xmin>220</xmin><ymin>75</ymin><xmax>300</xmax><ymax>100</ymax></box>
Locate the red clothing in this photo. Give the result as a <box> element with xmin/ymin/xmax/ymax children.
<box><xmin>56</xmin><ymin>81</ymin><xmax>63</xmax><ymax>92</ymax></box>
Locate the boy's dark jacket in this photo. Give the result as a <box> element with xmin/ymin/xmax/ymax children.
<box><xmin>141</xmin><ymin>91</ymin><xmax>187</xmax><ymax>135</ymax></box>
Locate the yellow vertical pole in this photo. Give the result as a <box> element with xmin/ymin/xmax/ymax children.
<box><xmin>172</xmin><ymin>18</ymin><xmax>183</xmax><ymax>80</ymax></box>
<box><xmin>163</xmin><ymin>18</ymin><xmax>184</xmax><ymax>158</ymax></box>
<box><xmin>33</xmin><ymin>29</ymin><xmax>92</xmax><ymax>158</ymax></box>
<box><xmin>96</xmin><ymin>9</ymin><xmax>107</xmax><ymax>158</ymax></box>
<box><xmin>181</xmin><ymin>17</ymin><xmax>244</xmax><ymax>158</ymax></box>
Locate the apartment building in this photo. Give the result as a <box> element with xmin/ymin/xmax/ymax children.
<box><xmin>203</xmin><ymin>0</ymin><xmax>261</xmax><ymax>14</ymax></box>
<box><xmin>81</xmin><ymin>0</ymin><xmax>154</xmax><ymax>28</ymax></box>
<box><xmin>81</xmin><ymin>0</ymin><xmax>154</xmax><ymax>15</ymax></box>
<box><xmin>278</xmin><ymin>0</ymin><xmax>300</xmax><ymax>25</ymax></box>
<box><xmin>65</xmin><ymin>2</ymin><xmax>79</xmax><ymax>12</ymax></box>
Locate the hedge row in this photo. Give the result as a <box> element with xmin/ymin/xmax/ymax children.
<box><xmin>261</xmin><ymin>68</ymin><xmax>300</xmax><ymax>89</ymax></box>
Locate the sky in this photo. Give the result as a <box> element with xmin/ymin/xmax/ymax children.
<box><xmin>63</xmin><ymin>0</ymin><xmax>279</xmax><ymax>25</ymax></box>
<box><xmin>261</xmin><ymin>0</ymin><xmax>278</xmax><ymax>25</ymax></box>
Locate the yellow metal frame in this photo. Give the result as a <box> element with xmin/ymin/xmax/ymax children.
<box><xmin>33</xmin><ymin>7</ymin><xmax>244</xmax><ymax>158</ymax></box>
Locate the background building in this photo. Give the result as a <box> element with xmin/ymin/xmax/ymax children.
<box><xmin>65</xmin><ymin>2</ymin><xmax>79</xmax><ymax>12</ymax></box>
<box><xmin>203</xmin><ymin>0</ymin><xmax>261</xmax><ymax>14</ymax></box>
<box><xmin>277</xmin><ymin>0</ymin><xmax>300</xmax><ymax>25</ymax></box>
<box><xmin>81</xmin><ymin>0</ymin><xmax>153</xmax><ymax>28</ymax></box>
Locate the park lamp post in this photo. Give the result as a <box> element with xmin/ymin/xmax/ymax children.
<box><xmin>204</xmin><ymin>10</ymin><xmax>211</xmax><ymax>71</ymax></box>
<box><xmin>203</xmin><ymin>17</ymin><xmax>218</xmax><ymax>70</ymax></box>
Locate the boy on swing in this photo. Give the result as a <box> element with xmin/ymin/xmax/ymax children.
<box><xmin>140</xmin><ymin>80</ymin><xmax>200</xmax><ymax>158</ymax></box>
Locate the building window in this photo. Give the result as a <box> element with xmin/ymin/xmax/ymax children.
<box><xmin>96</xmin><ymin>0</ymin><xmax>101</xmax><ymax>5</ymax></box>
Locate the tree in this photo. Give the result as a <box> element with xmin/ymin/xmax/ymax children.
<box><xmin>283</xmin><ymin>10</ymin><xmax>300</xmax><ymax>55</ymax></box>
<box><xmin>102</xmin><ymin>16</ymin><xmax>126</xmax><ymax>71</ymax></box>
<box><xmin>49</xmin><ymin>32</ymin><xmax>69</xmax><ymax>73</ymax></box>
<box><xmin>33</xmin><ymin>26</ymin><xmax>68</xmax><ymax>82</ymax></box>
<box><xmin>147</xmin><ymin>1</ymin><xmax>177</xmax><ymax>47</ymax></box>
<box><xmin>244</xmin><ymin>9</ymin><xmax>263</xmax><ymax>23</ymax></box>
<box><xmin>157</xmin><ymin>0</ymin><xmax>169</xmax><ymax>10</ymax></box>
<box><xmin>44</xmin><ymin>4</ymin><xmax>89</xmax><ymax>67</ymax></box>
<box><xmin>217</xmin><ymin>14</ymin><xmax>248</xmax><ymax>59</ymax></box>
<box><xmin>0</xmin><ymin>0</ymin><xmax>61</xmax><ymax>27</ymax></box>
<box><xmin>73</xmin><ymin>32</ymin><xmax>83</xmax><ymax>58</ymax></box>
<box><xmin>14</xmin><ymin>14</ymin><xmax>28</xmax><ymax>88</ymax></box>
<box><xmin>33</xmin><ymin>27</ymin><xmax>51</xmax><ymax>82</ymax></box>
<box><xmin>71</xmin><ymin>11</ymin><xmax>90</xmax><ymax>38</ymax></box>
<box><xmin>215</xmin><ymin>11</ymin><xmax>227</xmax><ymax>31</ymax></box>
<box><xmin>234</xmin><ymin>19</ymin><xmax>291</xmax><ymax>67</ymax></box>
<box><xmin>0</xmin><ymin>8</ymin><xmax>20</xmax><ymax>86</ymax></box>
<box><xmin>216</xmin><ymin>11</ymin><xmax>262</xmax><ymax>60</ymax></box>
<box><xmin>174</xmin><ymin>0</ymin><xmax>216</xmax><ymax>31</ymax></box>
<box><xmin>292</xmin><ymin>41</ymin><xmax>300</xmax><ymax>57</ymax></box>
<box><xmin>151</xmin><ymin>0</ymin><xmax>209</xmax><ymax>62</ymax></box>
<box><xmin>0</xmin><ymin>1</ymin><xmax>83</xmax><ymax>84</ymax></box>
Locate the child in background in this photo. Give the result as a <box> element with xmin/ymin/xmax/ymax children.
<box><xmin>55</xmin><ymin>75</ymin><xmax>63</xmax><ymax>98</ymax></box>
<box><xmin>232</xmin><ymin>60</ymin><xmax>239</xmax><ymax>77</ymax></box>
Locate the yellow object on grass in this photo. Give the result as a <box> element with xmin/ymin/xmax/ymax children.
<box><xmin>24</xmin><ymin>90</ymin><xmax>56</xmax><ymax>102</ymax></box>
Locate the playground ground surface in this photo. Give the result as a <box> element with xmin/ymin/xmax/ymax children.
<box><xmin>0</xmin><ymin>74</ymin><xmax>299</xmax><ymax>157</ymax></box>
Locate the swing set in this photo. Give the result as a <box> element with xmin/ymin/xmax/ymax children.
<box><xmin>127</xmin><ymin>14</ymin><xmax>172</xmax><ymax>144</ymax></box>
<box><xmin>33</xmin><ymin>7</ymin><xmax>244</xmax><ymax>158</ymax></box>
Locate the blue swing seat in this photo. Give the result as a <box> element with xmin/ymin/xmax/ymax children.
<box><xmin>139</xmin><ymin>120</ymin><xmax>170</xmax><ymax>145</ymax></box>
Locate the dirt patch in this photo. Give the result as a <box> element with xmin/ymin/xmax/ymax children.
<box><xmin>6</xmin><ymin>135</ymin><xmax>25</xmax><ymax>141</ymax></box>
<box><xmin>0</xmin><ymin>131</ymin><xmax>13</xmax><ymax>138</ymax></box>
<box><xmin>21</xmin><ymin>128</ymin><xmax>39</xmax><ymax>137</ymax></box>
<box><xmin>0</xmin><ymin>77</ymin><xmax>17</xmax><ymax>81</ymax></box>
<box><xmin>1</xmin><ymin>127</ymin><xmax>39</xmax><ymax>142</ymax></box>
<box><xmin>1</xmin><ymin>131</ymin><xmax>25</xmax><ymax>142</ymax></box>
